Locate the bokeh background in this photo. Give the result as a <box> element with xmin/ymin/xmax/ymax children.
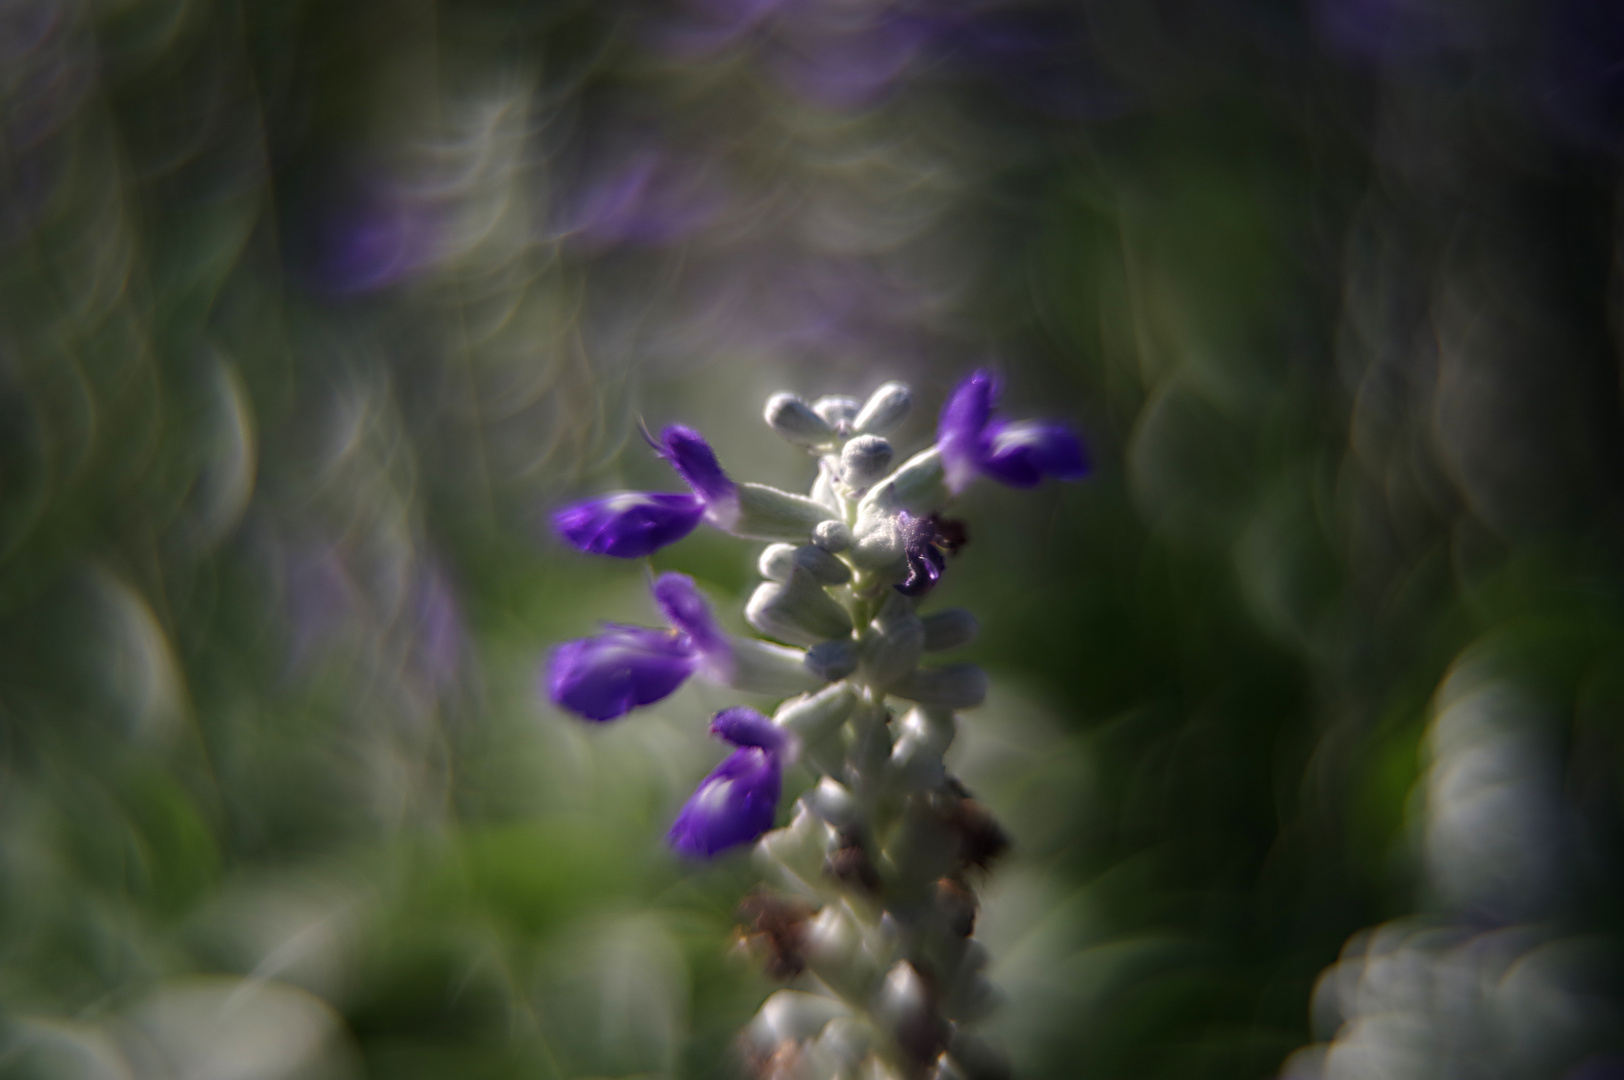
<box><xmin>3</xmin><ymin>0</ymin><xmax>1624</xmax><ymax>1077</ymax></box>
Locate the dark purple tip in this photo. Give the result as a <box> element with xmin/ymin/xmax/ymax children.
<box><xmin>553</xmin><ymin>491</ymin><xmax>707</xmax><ymax>558</ymax></box>
<box><xmin>895</xmin><ymin>512</ymin><xmax>959</xmax><ymax>597</ymax></box>
<box><xmin>709</xmin><ymin>706</ymin><xmax>791</xmax><ymax>753</ymax></box>
<box><xmin>978</xmin><ymin>420</ymin><xmax>1089</xmax><ymax>488</ymax></box>
<box><xmin>548</xmin><ymin>625</ymin><xmax>698</xmax><ymax>721</ymax></box>
<box><xmin>668</xmin><ymin>746</ymin><xmax>782</xmax><ymax>858</ymax></box>
<box><xmin>660</xmin><ymin>425</ymin><xmax>737</xmax><ymax>506</ymax></box>
<box><xmin>651</xmin><ymin>572</ymin><xmax>729</xmax><ymax>659</ymax></box>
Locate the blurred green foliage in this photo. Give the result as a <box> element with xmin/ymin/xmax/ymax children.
<box><xmin>0</xmin><ymin>0</ymin><xmax>1622</xmax><ymax>1078</ymax></box>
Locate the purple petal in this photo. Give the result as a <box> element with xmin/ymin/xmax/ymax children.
<box><xmin>553</xmin><ymin>491</ymin><xmax>706</xmax><ymax>558</ymax></box>
<box><xmin>709</xmin><ymin>706</ymin><xmax>792</xmax><ymax>753</ymax></box>
<box><xmin>937</xmin><ymin>370</ymin><xmax>998</xmax><ymax>494</ymax></box>
<box><xmin>897</xmin><ymin>546</ymin><xmax>946</xmax><ymax>597</ymax></box>
<box><xmin>978</xmin><ymin>420</ymin><xmax>1089</xmax><ymax>488</ymax></box>
<box><xmin>651</xmin><ymin>572</ymin><xmax>729</xmax><ymax>658</ymax></box>
<box><xmin>548</xmin><ymin>625</ymin><xmax>698</xmax><ymax>721</ymax></box>
<box><xmin>668</xmin><ymin>746</ymin><xmax>782</xmax><ymax>858</ymax></box>
<box><xmin>660</xmin><ymin>425</ymin><xmax>738</xmax><ymax>509</ymax></box>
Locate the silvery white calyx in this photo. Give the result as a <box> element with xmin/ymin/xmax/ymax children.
<box><xmin>545</xmin><ymin>372</ymin><xmax>1088</xmax><ymax>1080</ymax></box>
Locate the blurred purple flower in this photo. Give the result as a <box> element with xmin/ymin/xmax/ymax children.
<box><xmin>558</xmin><ymin>148</ymin><xmax>728</xmax><ymax>249</ymax></box>
<box><xmin>668</xmin><ymin>706</ymin><xmax>791</xmax><ymax>857</ymax></box>
<box><xmin>547</xmin><ymin>572</ymin><xmax>728</xmax><ymax>721</ymax></box>
<box><xmin>937</xmin><ymin>369</ymin><xmax>1088</xmax><ymax>494</ymax></box>
<box><xmin>768</xmin><ymin>10</ymin><xmax>932</xmax><ymax>109</ymax></box>
<box><xmin>411</xmin><ymin>561</ymin><xmax>465</xmax><ymax>688</ymax></box>
<box><xmin>1540</xmin><ymin>0</ymin><xmax>1624</xmax><ymax>151</ymax></box>
<box><xmin>553</xmin><ymin>424</ymin><xmax>739</xmax><ymax>557</ymax></box>
<box><xmin>1310</xmin><ymin>0</ymin><xmax>1479</xmax><ymax>65</ymax></box>
<box><xmin>308</xmin><ymin>183</ymin><xmax>438</xmax><ymax>296</ymax></box>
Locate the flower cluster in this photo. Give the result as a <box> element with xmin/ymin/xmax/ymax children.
<box><xmin>546</xmin><ymin>371</ymin><xmax>1085</xmax><ymax>1078</ymax></box>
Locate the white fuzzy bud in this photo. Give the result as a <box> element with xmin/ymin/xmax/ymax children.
<box><xmin>774</xmin><ymin>682</ymin><xmax>857</xmax><ymax>744</ymax></box>
<box><xmin>813</xmin><ymin>519</ymin><xmax>852</xmax><ymax>552</ymax></box>
<box><xmin>755</xmin><ymin>804</ymin><xmax>835</xmax><ymax>891</ymax></box>
<box><xmin>848</xmin><ymin>514</ymin><xmax>906</xmax><ymax>571</ymax></box>
<box><xmin>805</xmin><ymin>776</ymin><xmax>859</xmax><ymax>829</ymax></box>
<box><xmin>751</xmin><ymin>989</ymin><xmax>848</xmax><ymax>1048</ymax></box>
<box><xmin>804</xmin><ymin>639</ymin><xmax>858</xmax><ymax>681</ymax></box>
<box><xmin>812</xmin><ymin>395</ymin><xmax>861</xmax><ymax>433</ymax></box>
<box><xmin>758</xmin><ymin>543</ymin><xmax>797</xmax><ymax>581</ymax></box>
<box><xmin>746</xmin><ymin>565</ymin><xmax>854</xmax><ymax>647</ymax></box>
<box><xmin>889</xmin><ymin>707</ymin><xmax>955</xmax><ymax>792</ymax></box>
<box><xmin>920</xmin><ymin>608</ymin><xmax>978</xmax><ymax>652</ymax></box>
<box><xmin>721</xmin><ymin>638</ymin><xmax>824</xmax><ymax>696</ymax></box>
<box><xmin>854</xmin><ymin>381</ymin><xmax>912</xmax><ymax>435</ymax></box>
<box><xmin>859</xmin><ymin>608</ymin><xmax>925</xmax><ymax>689</ymax></box>
<box><xmin>765</xmin><ymin>392</ymin><xmax>836</xmax><ymax>447</ymax></box>
<box><xmin>733</xmin><ymin>482</ymin><xmax>840</xmax><ymax>542</ymax></box>
<box><xmin>804</xmin><ymin>905</ymin><xmax>879</xmax><ymax>1000</ymax></box>
<box><xmin>847</xmin><ymin>700</ymin><xmax>894</xmax><ymax>783</ymax></box>
<box><xmin>759</xmin><ymin>542</ymin><xmax>851</xmax><ymax>585</ymax></box>
<box><xmin>840</xmin><ymin>435</ymin><xmax>894</xmax><ymax>490</ymax></box>
<box><xmin>810</xmin><ymin>1018</ymin><xmax>874</xmax><ymax>1074</ymax></box>
<box><xmin>890</xmin><ymin>663</ymin><xmax>987</xmax><ymax>710</ymax></box>
<box><xmin>858</xmin><ymin>446</ymin><xmax>950</xmax><ymax>519</ymax></box>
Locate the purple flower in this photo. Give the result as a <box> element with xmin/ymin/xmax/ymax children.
<box><xmin>896</xmin><ymin>513</ymin><xmax>967</xmax><ymax>597</ymax></box>
<box><xmin>548</xmin><ymin>572</ymin><xmax>729</xmax><ymax>721</ymax></box>
<box><xmin>937</xmin><ymin>370</ymin><xmax>1089</xmax><ymax>494</ymax></box>
<box><xmin>554</xmin><ymin>425</ymin><xmax>740</xmax><ymax>557</ymax></box>
<box><xmin>669</xmin><ymin>707</ymin><xmax>791</xmax><ymax>858</ymax></box>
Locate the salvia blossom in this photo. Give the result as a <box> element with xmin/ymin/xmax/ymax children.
<box><xmin>545</xmin><ymin>373</ymin><xmax>1085</xmax><ymax>1080</ymax></box>
<box><xmin>937</xmin><ymin>369</ymin><xmax>1089</xmax><ymax>494</ymax></box>
<box><xmin>548</xmin><ymin>571</ymin><xmax>819</xmax><ymax>720</ymax></box>
<box><xmin>552</xmin><ymin>425</ymin><xmax>738</xmax><ymax>557</ymax></box>
<box><xmin>669</xmin><ymin>707</ymin><xmax>793</xmax><ymax>857</ymax></box>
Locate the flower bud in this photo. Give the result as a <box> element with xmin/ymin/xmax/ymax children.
<box><xmin>840</xmin><ymin>435</ymin><xmax>894</xmax><ymax>490</ymax></box>
<box><xmin>813</xmin><ymin>519</ymin><xmax>852</xmax><ymax>552</ymax></box>
<box><xmin>751</xmin><ymin>989</ymin><xmax>848</xmax><ymax>1047</ymax></box>
<box><xmin>746</xmin><ymin>566</ymin><xmax>855</xmax><ymax>647</ymax></box>
<box><xmin>940</xmin><ymin>942</ymin><xmax>998</xmax><ymax>1023</ymax></box>
<box><xmin>773</xmin><ymin>682</ymin><xmax>857</xmax><ymax>746</ymax></box>
<box><xmin>876</xmin><ymin>961</ymin><xmax>950</xmax><ymax>1071</ymax></box>
<box><xmin>847</xmin><ymin>700</ymin><xmax>894</xmax><ymax>784</ymax></box>
<box><xmin>810</xmin><ymin>1017</ymin><xmax>874</xmax><ymax>1074</ymax></box>
<box><xmin>889</xmin><ymin>707</ymin><xmax>955</xmax><ymax>792</ymax></box>
<box><xmin>804</xmin><ymin>904</ymin><xmax>879</xmax><ymax>999</ymax></box>
<box><xmin>723</xmin><ymin>638</ymin><xmax>825</xmax><ymax>696</ymax></box>
<box><xmin>765</xmin><ymin>392</ymin><xmax>836</xmax><ymax>447</ymax></box>
<box><xmin>890</xmin><ymin>663</ymin><xmax>987</xmax><ymax>710</ymax></box>
<box><xmin>804</xmin><ymin>776</ymin><xmax>860</xmax><ymax>829</ymax></box>
<box><xmin>812</xmin><ymin>394</ymin><xmax>861</xmax><ymax>433</ymax></box>
<box><xmin>858</xmin><ymin>447</ymin><xmax>950</xmax><ymax>519</ymax></box>
<box><xmin>732</xmin><ymin>482</ymin><xmax>839</xmax><ymax>542</ymax></box>
<box><xmin>758</xmin><ymin>542</ymin><xmax>851</xmax><ymax>586</ymax></box>
<box><xmin>859</xmin><ymin>608</ymin><xmax>925</xmax><ymax>689</ymax></box>
<box><xmin>920</xmin><ymin>608</ymin><xmax>978</xmax><ymax>652</ymax></box>
<box><xmin>848</xmin><ymin>514</ymin><xmax>906</xmax><ymax>572</ymax></box>
<box><xmin>758</xmin><ymin>543</ymin><xmax>798</xmax><ymax>582</ymax></box>
<box><xmin>756</xmin><ymin>804</ymin><xmax>834</xmax><ymax>889</ymax></box>
<box><xmin>810</xmin><ymin>465</ymin><xmax>842</xmax><ymax>513</ymax></box>
<box><xmin>855</xmin><ymin>381</ymin><xmax>911</xmax><ymax>435</ymax></box>
<box><xmin>804</xmin><ymin>639</ymin><xmax>858</xmax><ymax>681</ymax></box>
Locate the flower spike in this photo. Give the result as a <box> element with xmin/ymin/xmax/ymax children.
<box><xmin>937</xmin><ymin>369</ymin><xmax>1089</xmax><ymax>494</ymax></box>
